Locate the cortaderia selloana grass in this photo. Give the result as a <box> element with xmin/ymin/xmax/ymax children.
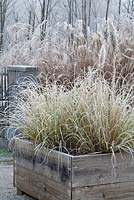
<box><xmin>5</xmin><ymin>69</ymin><xmax>134</xmax><ymax>157</ymax></box>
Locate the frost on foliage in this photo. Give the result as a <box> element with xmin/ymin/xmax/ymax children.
<box><xmin>0</xmin><ymin>17</ymin><xmax>134</xmax><ymax>79</ymax></box>
<box><xmin>7</xmin><ymin>23</ymin><xmax>32</xmax><ymax>45</ymax></box>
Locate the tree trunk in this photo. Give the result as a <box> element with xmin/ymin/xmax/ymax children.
<box><xmin>41</xmin><ymin>0</ymin><xmax>46</xmax><ymax>23</ymax></box>
<box><xmin>105</xmin><ymin>0</ymin><xmax>110</xmax><ymax>22</ymax></box>
<box><xmin>105</xmin><ymin>0</ymin><xmax>111</xmax><ymax>41</ymax></box>
<box><xmin>0</xmin><ymin>0</ymin><xmax>13</xmax><ymax>53</ymax></box>
<box><xmin>74</xmin><ymin>0</ymin><xmax>77</xmax><ymax>21</ymax></box>
<box><xmin>82</xmin><ymin>0</ymin><xmax>87</xmax><ymax>39</ymax></box>
<box><xmin>68</xmin><ymin>0</ymin><xmax>72</xmax><ymax>24</ymax></box>
<box><xmin>32</xmin><ymin>12</ymin><xmax>36</xmax><ymax>33</ymax></box>
<box><xmin>131</xmin><ymin>0</ymin><xmax>134</xmax><ymax>16</ymax></box>
<box><xmin>0</xmin><ymin>1</ymin><xmax>5</xmax><ymax>53</ymax></box>
<box><xmin>88</xmin><ymin>0</ymin><xmax>92</xmax><ymax>27</ymax></box>
<box><xmin>118</xmin><ymin>0</ymin><xmax>122</xmax><ymax>17</ymax></box>
<box><xmin>117</xmin><ymin>0</ymin><xmax>122</xmax><ymax>30</ymax></box>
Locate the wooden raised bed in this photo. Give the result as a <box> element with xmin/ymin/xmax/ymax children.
<box><xmin>14</xmin><ymin>139</ymin><xmax>134</xmax><ymax>200</ymax></box>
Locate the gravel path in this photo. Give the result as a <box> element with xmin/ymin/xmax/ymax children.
<box><xmin>0</xmin><ymin>162</ymin><xmax>34</xmax><ymax>200</ymax></box>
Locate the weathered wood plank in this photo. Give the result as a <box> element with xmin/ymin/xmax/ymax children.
<box><xmin>15</xmin><ymin>139</ymin><xmax>34</xmax><ymax>169</ymax></box>
<box><xmin>72</xmin><ymin>181</ymin><xmax>134</xmax><ymax>200</ymax></box>
<box><xmin>14</xmin><ymin>139</ymin><xmax>134</xmax><ymax>200</ymax></box>
<box><xmin>33</xmin><ymin>147</ymin><xmax>72</xmax><ymax>184</ymax></box>
<box><xmin>14</xmin><ymin>139</ymin><xmax>72</xmax><ymax>200</ymax></box>
<box><xmin>15</xmin><ymin>165</ymin><xmax>71</xmax><ymax>200</ymax></box>
<box><xmin>72</xmin><ymin>153</ymin><xmax>134</xmax><ymax>188</ymax></box>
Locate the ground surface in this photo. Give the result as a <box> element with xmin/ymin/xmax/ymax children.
<box><xmin>0</xmin><ymin>148</ymin><xmax>12</xmax><ymax>161</ymax></box>
<box><xmin>0</xmin><ymin>149</ymin><xmax>34</xmax><ymax>200</ymax></box>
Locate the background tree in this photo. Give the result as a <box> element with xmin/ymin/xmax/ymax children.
<box><xmin>88</xmin><ymin>0</ymin><xmax>92</xmax><ymax>27</ymax></box>
<box><xmin>40</xmin><ymin>0</ymin><xmax>52</xmax><ymax>40</ymax></box>
<box><xmin>118</xmin><ymin>0</ymin><xmax>122</xmax><ymax>18</ymax></box>
<box><xmin>0</xmin><ymin>0</ymin><xmax>14</xmax><ymax>53</ymax></box>
<box><xmin>27</xmin><ymin>0</ymin><xmax>37</xmax><ymax>33</ymax></box>
<box><xmin>82</xmin><ymin>0</ymin><xmax>87</xmax><ymax>38</ymax></box>
<box><xmin>67</xmin><ymin>0</ymin><xmax>79</xmax><ymax>26</ymax></box>
<box><xmin>123</xmin><ymin>0</ymin><xmax>134</xmax><ymax>17</ymax></box>
<box><xmin>105</xmin><ymin>0</ymin><xmax>111</xmax><ymax>22</ymax></box>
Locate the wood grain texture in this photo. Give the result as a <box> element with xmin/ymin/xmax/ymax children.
<box><xmin>14</xmin><ymin>139</ymin><xmax>134</xmax><ymax>200</ymax></box>
<box><xmin>14</xmin><ymin>139</ymin><xmax>72</xmax><ymax>200</ymax></box>
<box><xmin>72</xmin><ymin>153</ymin><xmax>134</xmax><ymax>188</ymax></box>
<box><xmin>72</xmin><ymin>181</ymin><xmax>134</xmax><ymax>200</ymax></box>
<box><xmin>15</xmin><ymin>166</ymin><xmax>71</xmax><ymax>200</ymax></box>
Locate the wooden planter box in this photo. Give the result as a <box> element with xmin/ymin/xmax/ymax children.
<box><xmin>14</xmin><ymin>139</ymin><xmax>134</xmax><ymax>200</ymax></box>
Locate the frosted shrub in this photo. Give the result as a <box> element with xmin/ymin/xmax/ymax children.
<box><xmin>7</xmin><ymin>70</ymin><xmax>134</xmax><ymax>155</ymax></box>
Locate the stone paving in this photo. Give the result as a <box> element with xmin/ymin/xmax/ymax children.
<box><xmin>0</xmin><ymin>162</ymin><xmax>34</xmax><ymax>200</ymax></box>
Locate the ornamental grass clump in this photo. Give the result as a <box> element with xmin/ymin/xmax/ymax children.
<box><xmin>7</xmin><ymin>70</ymin><xmax>134</xmax><ymax>155</ymax></box>
<box><xmin>1</xmin><ymin>17</ymin><xmax>134</xmax><ymax>87</ymax></box>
